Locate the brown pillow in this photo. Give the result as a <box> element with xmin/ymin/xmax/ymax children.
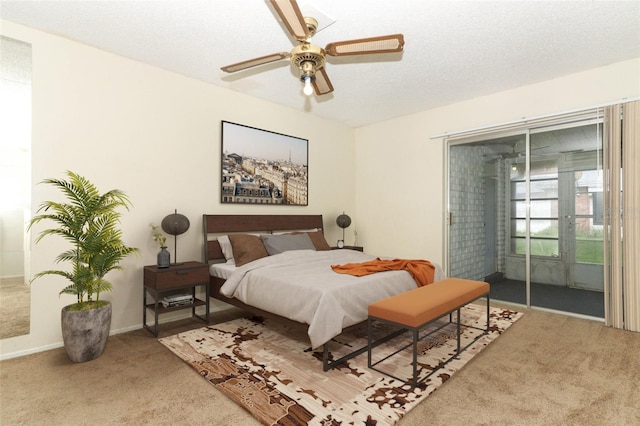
<box><xmin>229</xmin><ymin>234</ymin><xmax>268</xmax><ymax>266</ymax></box>
<box><xmin>307</xmin><ymin>231</ymin><xmax>331</xmax><ymax>251</ymax></box>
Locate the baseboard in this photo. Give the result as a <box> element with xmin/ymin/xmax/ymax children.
<box><xmin>1</xmin><ymin>303</ymin><xmax>236</xmax><ymax>361</ymax></box>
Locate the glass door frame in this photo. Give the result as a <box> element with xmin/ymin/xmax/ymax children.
<box><xmin>445</xmin><ymin>117</ymin><xmax>604</xmax><ymax>312</ymax></box>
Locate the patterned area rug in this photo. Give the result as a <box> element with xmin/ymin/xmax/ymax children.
<box><xmin>159</xmin><ymin>305</ymin><xmax>522</xmax><ymax>425</ymax></box>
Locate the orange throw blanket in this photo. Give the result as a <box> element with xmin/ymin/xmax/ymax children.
<box><xmin>331</xmin><ymin>258</ymin><xmax>436</xmax><ymax>287</ymax></box>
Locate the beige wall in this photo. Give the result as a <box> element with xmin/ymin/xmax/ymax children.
<box><xmin>0</xmin><ymin>20</ymin><xmax>355</xmax><ymax>358</ymax></box>
<box><xmin>354</xmin><ymin>58</ymin><xmax>640</xmax><ymax>265</ymax></box>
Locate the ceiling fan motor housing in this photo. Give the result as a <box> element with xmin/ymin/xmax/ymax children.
<box><xmin>291</xmin><ymin>43</ymin><xmax>326</xmax><ymax>80</ymax></box>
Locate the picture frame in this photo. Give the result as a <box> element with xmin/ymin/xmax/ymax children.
<box><xmin>220</xmin><ymin>121</ymin><xmax>309</xmax><ymax>205</ymax></box>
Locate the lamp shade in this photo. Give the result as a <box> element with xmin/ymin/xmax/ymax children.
<box><xmin>336</xmin><ymin>213</ymin><xmax>351</xmax><ymax>229</ymax></box>
<box><xmin>161</xmin><ymin>210</ymin><xmax>189</xmax><ymax>265</ymax></box>
<box><xmin>161</xmin><ymin>211</ymin><xmax>190</xmax><ymax>236</ymax></box>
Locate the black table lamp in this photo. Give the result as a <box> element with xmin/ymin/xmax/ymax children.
<box><xmin>161</xmin><ymin>209</ymin><xmax>190</xmax><ymax>265</ymax></box>
<box><xmin>336</xmin><ymin>212</ymin><xmax>351</xmax><ymax>248</ymax></box>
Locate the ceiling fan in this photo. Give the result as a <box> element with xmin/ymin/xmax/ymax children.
<box><xmin>220</xmin><ymin>0</ymin><xmax>405</xmax><ymax>96</ymax></box>
<box><xmin>483</xmin><ymin>142</ymin><xmax>550</xmax><ymax>161</ymax></box>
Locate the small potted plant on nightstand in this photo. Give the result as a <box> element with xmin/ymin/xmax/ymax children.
<box><xmin>28</xmin><ymin>171</ymin><xmax>138</xmax><ymax>362</ymax></box>
<box><xmin>150</xmin><ymin>223</ymin><xmax>170</xmax><ymax>267</ymax></box>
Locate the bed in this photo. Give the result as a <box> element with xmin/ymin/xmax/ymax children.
<box><xmin>202</xmin><ymin>214</ymin><xmax>444</xmax><ymax>370</ymax></box>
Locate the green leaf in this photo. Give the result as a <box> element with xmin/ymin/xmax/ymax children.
<box><xmin>29</xmin><ymin>171</ymin><xmax>139</xmax><ymax>304</ymax></box>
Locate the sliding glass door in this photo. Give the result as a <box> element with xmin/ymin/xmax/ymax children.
<box><xmin>448</xmin><ymin>120</ymin><xmax>604</xmax><ymax>317</ymax></box>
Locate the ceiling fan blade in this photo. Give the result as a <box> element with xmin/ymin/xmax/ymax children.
<box><xmin>268</xmin><ymin>0</ymin><xmax>310</xmax><ymax>42</ymax></box>
<box><xmin>221</xmin><ymin>52</ymin><xmax>289</xmax><ymax>73</ymax></box>
<box><xmin>312</xmin><ymin>67</ymin><xmax>334</xmax><ymax>95</ymax></box>
<box><xmin>325</xmin><ymin>34</ymin><xmax>405</xmax><ymax>56</ymax></box>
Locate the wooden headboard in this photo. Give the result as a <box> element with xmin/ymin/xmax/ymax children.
<box><xmin>202</xmin><ymin>214</ymin><xmax>325</xmax><ymax>263</ymax></box>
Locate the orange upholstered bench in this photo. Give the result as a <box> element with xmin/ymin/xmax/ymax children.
<box><xmin>367</xmin><ymin>277</ymin><xmax>490</xmax><ymax>386</ymax></box>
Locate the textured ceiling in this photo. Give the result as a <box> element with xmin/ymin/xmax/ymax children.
<box><xmin>1</xmin><ymin>0</ymin><xmax>639</xmax><ymax>127</ymax></box>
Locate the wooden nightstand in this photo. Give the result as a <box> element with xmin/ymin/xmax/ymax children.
<box><xmin>332</xmin><ymin>246</ymin><xmax>364</xmax><ymax>252</ymax></box>
<box><xmin>143</xmin><ymin>261</ymin><xmax>210</xmax><ymax>336</ymax></box>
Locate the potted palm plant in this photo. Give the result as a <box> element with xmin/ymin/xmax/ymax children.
<box><xmin>29</xmin><ymin>171</ymin><xmax>138</xmax><ymax>362</ymax></box>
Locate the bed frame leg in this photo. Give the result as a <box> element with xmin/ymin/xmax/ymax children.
<box><xmin>322</xmin><ymin>343</ymin><xmax>330</xmax><ymax>371</ymax></box>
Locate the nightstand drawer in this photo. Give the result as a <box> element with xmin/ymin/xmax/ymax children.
<box><xmin>144</xmin><ymin>262</ymin><xmax>209</xmax><ymax>290</ymax></box>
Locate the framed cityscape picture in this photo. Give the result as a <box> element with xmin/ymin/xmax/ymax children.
<box><xmin>220</xmin><ymin>121</ymin><xmax>309</xmax><ymax>205</ymax></box>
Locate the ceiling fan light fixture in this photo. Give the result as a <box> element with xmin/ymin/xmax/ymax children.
<box><xmin>299</xmin><ymin>59</ymin><xmax>316</xmax><ymax>96</ymax></box>
<box><xmin>302</xmin><ymin>74</ymin><xmax>314</xmax><ymax>95</ymax></box>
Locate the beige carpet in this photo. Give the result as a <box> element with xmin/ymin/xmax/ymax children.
<box><xmin>0</xmin><ymin>276</ymin><xmax>30</xmax><ymax>339</ymax></box>
<box><xmin>1</xmin><ymin>304</ymin><xmax>639</xmax><ymax>425</ymax></box>
<box><xmin>159</xmin><ymin>305</ymin><xmax>521</xmax><ymax>425</ymax></box>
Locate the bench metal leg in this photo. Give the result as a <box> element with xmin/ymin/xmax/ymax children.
<box><xmin>486</xmin><ymin>294</ymin><xmax>491</xmax><ymax>332</ymax></box>
<box><xmin>456</xmin><ymin>307</ymin><xmax>461</xmax><ymax>353</ymax></box>
<box><xmin>412</xmin><ymin>328</ymin><xmax>419</xmax><ymax>387</ymax></box>
<box><xmin>368</xmin><ymin>318</ymin><xmax>372</xmax><ymax>368</ymax></box>
<box><xmin>325</xmin><ymin>319</ymin><xmax>405</xmax><ymax>372</ymax></box>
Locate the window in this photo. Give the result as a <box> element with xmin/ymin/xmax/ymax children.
<box><xmin>574</xmin><ymin>169</ymin><xmax>604</xmax><ymax>264</ymax></box>
<box><xmin>510</xmin><ymin>160</ymin><xmax>560</xmax><ymax>257</ymax></box>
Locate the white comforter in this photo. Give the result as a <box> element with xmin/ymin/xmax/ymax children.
<box><xmin>220</xmin><ymin>249</ymin><xmax>444</xmax><ymax>349</ymax></box>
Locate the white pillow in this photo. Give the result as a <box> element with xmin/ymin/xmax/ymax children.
<box><xmin>217</xmin><ymin>235</ymin><xmax>235</xmax><ymax>265</ymax></box>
